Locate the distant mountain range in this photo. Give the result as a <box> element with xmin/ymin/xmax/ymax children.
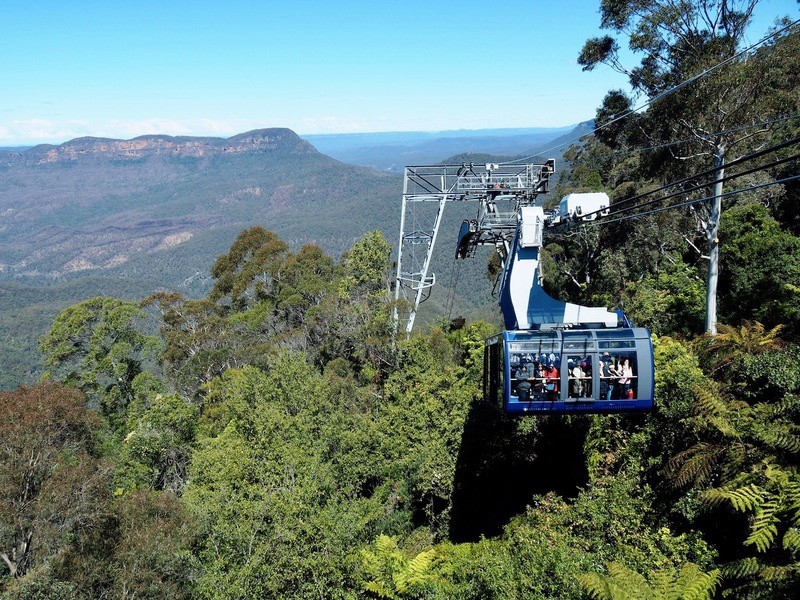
<box><xmin>0</xmin><ymin>123</ymin><xmax>589</xmax><ymax>388</ymax></box>
<box><xmin>303</xmin><ymin>124</ymin><xmax>590</xmax><ymax>171</ymax></box>
<box><xmin>0</xmin><ymin>129</ymin><xmax>395</xmax><ymax>282</ymax></box>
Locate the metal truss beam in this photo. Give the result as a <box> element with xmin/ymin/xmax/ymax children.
<box><xmin>394</xmin><ymin>161</ymin><xmax>554</xmax><ymax>336</ymax></box>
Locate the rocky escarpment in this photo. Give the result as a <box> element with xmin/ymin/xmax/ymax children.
<box><xmin>7</xmin><ymin>128</ymin><xmax>318</xmax><ymax>165</ymax></box>
<box><xmin>0</xmin><ymin>125</ymin><xmax>398</xmax><ymax>281</ymax></box>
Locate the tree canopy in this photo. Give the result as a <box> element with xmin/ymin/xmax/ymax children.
<box><xmin>2</xmin><ymin>2</ymin><xmax>799</xmax><ymax>596</ymax></box>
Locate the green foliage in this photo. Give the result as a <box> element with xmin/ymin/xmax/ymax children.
<box><xmin>656</xmin><ymin>327</ymin><xmax>800</xmax><ymax>590</ymax></box>
<box><xmin>184</xmin><ymin>361</ymin><xmax>392</xmax><ymax>598</ymax></box>
<box><xmin>578</xmin><ymin>561</ymin><xmax>721</xmax><ymax>600</ymax></box>
<box><xmin>358</xmin><ymin>475</ymin><xmax>715</xmax><ymax>599</ymax></box>
<box><xmin>117</xmin><ymin>392</ymin><xmax>199</xmax><ymax>493</ymax></box>
<box><xmin>580</xmin><ymin>0</ymin><xmax>757</xmax><ymax>95</ymax></box>
<box><xmin>147</xmin><ymin>293</ymin><xmax>233</xmax><ymax>398</ymax></box>
<box><xmin>704</xmin><ymin>463</ymin><xmax>800</xmax><ymax>555</ymax></box>
<box><xmin>339</xmin><ymin>229</ymin><xmax>393</xmax><ymax>295</ymax></box>
<box><xmin>379</xmin><ymin>327</ymin><xmax>481</xmax><ymax>535</ymax></box>
<box><xmin>209</xmin><ymin>227</ymin><xmax>290</xmax><ymax>310</ymax></box>
<box><xmin>19</xmin><ymin>194</ymin><xmax>800</xmax><ymax>600</ymax></box>
<box><xmin>719</xmin><ymin>204</ymin><xmax>800</xmax><ymax>337</ymax></box>
<box><xmin>621</xmin><ymin>262</ymin><xmax>705</xmax><ymax>336</ymax></box>
<box><xmin>39</xmin><ymin>296</ymin><xmax>161</xmax><ymax>429</ymax></box>
<box><xmin>360</xmin><ymin>535</ymin><xmax>440</xmax><ymax>598</ymax></box>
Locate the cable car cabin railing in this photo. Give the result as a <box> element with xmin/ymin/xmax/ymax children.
<box><xmin>483</xmin><ymin>328</ymin><xmax>654</xmax><ymax>415</ymax></box>
<box><xmin>479</xmin><ymin>210</ymin><xmax>518</xmax><ymax>231</ymax></box>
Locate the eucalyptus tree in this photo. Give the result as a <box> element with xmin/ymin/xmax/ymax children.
<box><xmin>39</xmin><ymin>296</ymin><xmax>161</xmax><ymax>429</ymax></box>
<box><xmin>578</xmin><ymin>0</ymin><xmax>793</xmax><ymax>334</ymax></box>
<box><xmin>0</xmin><ymin>384</ymin><xmax>103</xmax><ymax>581</ymax></box>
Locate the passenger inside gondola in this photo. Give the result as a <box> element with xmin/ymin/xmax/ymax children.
<box><xmin>603</xmin><ymin>353</ymin><xmax>637</xmax><ymax>399</ymax></box>
<box><xmin>567</xmin><ymin>357</ymin><xmax>593</xmax><ymax>399</ymax></box>
<box><xmin>541</xmin><ymin>360</ymin><xmax>559</xmax><ymax>400</ymax></box>
<box><xmin>511</xmin><ymin>351</ymin><xmax>560</xmax><ymax>402</ymax></box>
<box><xmin>599</xmin><ymin>354</ymin><xmax>614</xmax><ymax>400</ymax></box>
<box><xmin>615</xmin><ymin>355</ymin><xmax>635</xmax><ymax>399</ymax></box>
<box><xmin>514</xmin><ymin>362</ymin><xmax>533</xmax><ymax>401</ymax></box>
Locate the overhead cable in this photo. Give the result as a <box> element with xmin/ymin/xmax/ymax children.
<box><xmin>578</xmin><ymin>134</ymin><xmax>800</xmax><ymax>220</ymax></box>
<box><xmin>503</xmin><ymin>19</ymin><xmax>800</xmax><ymax>166</ymax></box>
<box><xmin>609</xmin><ymin>113</ymin><xmax>800</xmax><ymax>156</ymax></box>
<box><xmin>584</xmin><ymin>175</ymin><xmax>800</xmax><ymax>227</ymax></box>
<box><xmin>596</xmin><ymin>151</ymin><xmax>800</xmax><ymax>223</ymax></box>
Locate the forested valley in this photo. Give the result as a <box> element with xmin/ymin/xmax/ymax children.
<box><xmin>2</xmin><ymin>2</ymin><xmax>800</xmax><ymax>598</ymax></box>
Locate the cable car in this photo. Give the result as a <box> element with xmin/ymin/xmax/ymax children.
<box><xmin>393</xmin><ymin>162</ymin><xmax>655</xmax><ymax>415</ymax></box>
<box><xmin>483</xmin><ymin>203</ymin><xmax>654</xmax><ymax>415</ymax></box>
<box><xmin>484</xmin><ymin>327</ymin><xmax>654</xmax><ymax>414</ymax></box>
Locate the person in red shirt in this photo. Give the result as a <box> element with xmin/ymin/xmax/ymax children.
<box><xmin>542</xmin><ymin>362</ymin><xmax>559</xmax><ymax>401</ymax></box>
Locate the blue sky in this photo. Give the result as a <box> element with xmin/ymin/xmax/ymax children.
<box><xmin>1</xmin><ymin>0</ymin><xmax>796</xmax><ymax>145</ymax></box>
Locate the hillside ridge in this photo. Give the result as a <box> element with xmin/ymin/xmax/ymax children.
<box><xmin>4</xmin><ymin>128</ymin><xmax>316</xmax><ymax>165</ymax></box>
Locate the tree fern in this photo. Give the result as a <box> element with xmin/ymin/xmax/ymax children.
<box><xmin>667</xmin><ymin>442</ymin><xmax>725</xmax><ymax>489</ymax></box>
<box><xmin>691</xmin><ymin>384</ymin><xmax>728</xmax><ymax>420</ymax></box>
<box><xmin>759</xmin><ymin>563</ymin><xmax>800</xmax><ymax>581</ymax></box>
<box><xmin>363</xmin><ymin>580</ymin><xmax>397</xmax><ymax>599</ymax></box>
<box><xmin>722</xmin><ymin>557</ymin><xmax>762</xmax><ymax>579</ymax></box>
<box><xmin>359</xmin><ymin>535</ymin><xmax>405</xmax><ymax>599</ymax></box>
<box><xmin>676</xmin><ymin>564</ymin><xmax>721</xmax><ymax>600</ymax></box>
<box><xmin>788</xmin><ymin>480</ymin><xmax>800</xmax><ymax>525</ymax></box>
<box><xmin>745</xmin><ymin>497</ymin><xmax>781</xmax><ymax>552</ymax></box>
<box><xmin>783</xmin><ymin>527</ymin><xmax>800</xmax><ymax>552</ymax></box>
<box><xmin>577</xmin><ymin>572</ymin><xmax>619</xmax><ymax>600</ymax></box>
<box><xmin>712</xmin><ymin>321</ymin><xmax>784</xmax><ymax>360</ymax></box>
<box><xmin>578</xmin><ymin>562</ymin><xmax>647</xmax><ymax>600</ymax></box>
<box><xmin>393</xmin><ymin>549</ymin><xmax>438</xmax><ymax>594</ymax></box>
<box><xmin>360</xmin><ymin>535</ymin><xmax>440</xmax><ymax>598</ymax></box>
<box><xmin>774</xmin><ymin>393</ymin><xmax>800</xmax><ymax>418</ymax></box>
<box><xmin>704</xmin><ymin>466</ymin><xmax>800</xmax><ymax>560</ymax></box>
<box><xmin>703</xmin><ymin>484</ymin><xmax>766</xmax><ymax>512</ymax></box>
<box><xmin>754</xmin><ymin>424</ymin><xmax>800</xmax><ymax>454</ymax></box>
<box><xmin>577</xmin><ymin>562</ymin><xmax>720</xmax><ymax>600</ymax></box>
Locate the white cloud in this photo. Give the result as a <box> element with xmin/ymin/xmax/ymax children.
<box><xmin>0</xmin><ymin>118</ymin><xmax>268</xmax><ymax>146</ymax></box>
<box><xmin>0</xmin><ymin>119</ymin><xmax>95</xmax><ymax>145</ymax></box>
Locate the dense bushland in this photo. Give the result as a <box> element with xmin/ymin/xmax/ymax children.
<box><xmin>2</xmin><ymin>3</ymin><xmax>799</xmax><ymax>598</ymax></box>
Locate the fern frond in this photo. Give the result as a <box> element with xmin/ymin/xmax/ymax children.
<box><xmin>607</xmin><ymin>562</ymin><xmax>649</xmax><ymax>592</ymax></box>
<box><xmin>755</xmin><ymin>426</ymin><xmax>800</xmax><ymax>454</ymax></box>
<box><xmin>759</xmin><ymin>563</ymin><xmax>799</xmax><ymax>581</ymax></box>
<box><xmin>703</xmin><ymin>484</ymin><xmax>766</xmax><ymax>512</ymax></box>
<box><xmin>774</xmin><ymin>394</ymin><xmax>800</xmax><ymax>418</ymax></box>
<box><xmin>782</xmin><ymin>478</ymin><xmax>800</xmax><ymax>507</ymax></box>
<box><xmin>374</xmin><ymin>534</ymin><xmax>400</xmax><ymax>554</ymax></box>
<box><xmin>692</xmin><ymin>385</ymin><xmax>728</xmax><ymax>420</ymax></box>
<box><xmin>579</xmin><ymin>563</ymin><xmax>721</xmax><ymax>600</ymax></box>
<box><xmin>677</xmin><ymin>564</ymin><xmax>721</xmax><ymax>600</ymax></box>
<box><xmin>722</xmin><ymin>557</ymin><xmax>762</xmax><ymax>579</ymax></box>
<box><xmin>702</xmin><ymin>488</ymin><xmax>728</xmax><ymax>509</ymax></box>
<box><xmin>745</xmin><ymin>498</ymin><xmax>780</xmax><ymax>552</ymax></box>
<box><xmin>576</xmin><ymin>573</ymin><xmax>618</xmax><ymax>600</ymax></box>
<box><xmin>713</xmin><ymin>321</ymin><xmax>784</xmax><ymax>356</ymax></box>
<box><xmin>783</xmin><ymin>527</ymin><xmax>800</xmax><ymax>552</ymax></box>
<box><xmin>578</xmin><ymin>563</ymin><xmax>648</xmax><ymax>600</ymax></box>
<box><xmin>393</xmin><ymin>549</ymin><xmax>437</xmax><ymax>593</ymax></box>
<box><xmin>648</xmin><ymin>569</ymin><xmax>672</xmax><ymax>598</ymax></box>
<box><xmin>667</xmin><ymin>443</ymin><xmax>724</xmax><ymax>489</ymax></box>
<box><xmin>363</xmin><ymin>581</ymin><xmax>397</xmax><ymax>599</ymax></box>
<box><xmin>757</xmin><ymin>322</ymin><xmax>785</xmax><ymax>349</ymax></box>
